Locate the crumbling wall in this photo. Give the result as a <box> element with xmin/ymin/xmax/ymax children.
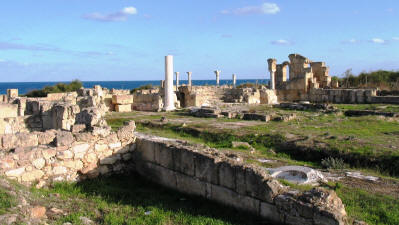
<box><xmin>132</xmin><ymin>89</ymin><xmax>163</xmax><ymax>112</ymax></box>
<box><xmin>0</xmin><ymin>121</ymin><xmax>136</xmax><ymax>186</ymax></box>
<box><xmin>309</xmin><ymin>89</ymin><xmax>377</xmax><ymax>104</ymax></box>
<box><xmin>133</xmin><ymin>134</ymin><xmax>348</xmax><ymax>225</ymax></box>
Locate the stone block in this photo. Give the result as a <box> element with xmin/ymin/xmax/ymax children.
<box><xmin>56</xmin><ymin>150</ymin><xmax>74</xmax><ymax>160</ymax></box>
<box><xmin>21</xmin><ymin>170</ymin><xmax>44</xmax><ymax>182</ymax></box>
<box><xmin>37</xmin><ymin>130</ymin><xmax>56</xmax><ymax>145</ymax></box>
<box><xmin>0</xmin><ymin>104</ymin><xmax>18</xmax><ymax>119</ymax></box>
<box><xmin>115</xmin><ymin>104</ymin><xmax>132</xmax><ymax>112</ymax></box>
<box><xmin>7</xmin><ymin>89</ymin><xmax>18</xmax><ymax>98</ymax></box>
<box><xmin>154</xmin><ymin>142</ymin><xmax>174</xmax><ymax>169</ymax></box>
<box><xmin>173</xmin><ymin>147</ymin><xmax>195</xmax><ymax>176</ymax></box>
<box><xmin>135</xmin><ymin>139</ymin><xmax>155</xmax><ymax>162</ymax></box>
<box><xmin>71</xmin><ymin>124</ymin><xmax>86</xmax><ymax>133</ymax></box>
<box><xmin>210</xmin><ymin>184</ymin><xmax>240</xmax><ymax>208</ymax></box>
<box><xmin>260</xmin><ymin>202</ymin><xmax>282</xmax><ymax>223</ymax></box>
<box><xmin>116</xmin><ymin>121</ymin><xmax>136</xmax><ymax>142</ymax></box>
<box><xmin>176</xmin><ymin>172</ymin><xmax>206</xmax><ymax>197</ymax></box>
<box><xmin>136</xmin><ymin>162</ymin><xmax>177</xmax><ymax>189</ymax></box>
<box><xmin>100</xmin><ymin>154</ymin><xmax>121</xmax><ymax>165</ymax></box>
<box><xmin>5</xmin><ymin>167</ymin><xmax>25</xmax><ymax>177</ymax></box>
<box><xmin>112</xmin><ymin>95</ymin><xmax>133</xmax><ymax>105</ymax></box>
<box><xmin>32</xmin><ymin>158</ymin><xmax>45</xmax><ymax>169</ymax></box>
<box><xmin>194</xmin><ymin>152</ymin><xmax>219</xmax><ymax>184</ymax></box>
<box><xmin>55</xmin><ymin>131</ymin><xmax>74</xmax><ymax>147</ymax></box>
<box><xmin>218</xmin><ymin>161</ymin><xmax>236</xmax><ymax>190</ymax></box>
<box><xmin>72</xmin><ymin>143</ymin><xmax>90</xmax><ymax>159</ymax></box>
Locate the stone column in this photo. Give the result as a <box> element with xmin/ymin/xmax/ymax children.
<box><xmin>267</xmin><ymin>59</ymin><xmax>277</xmax><ymax>90</ymax></box>
<box><xmin>164</xmin><ymin>55</ymin><xmax>176</xmax><ymax>111</ymax></box>
<box><xmin>160</xmin><ymin>80</ymin><xmax>165</xmax><ymax>88</ymax></box>
<box><xmin>214</xmin><ymin>70</ymin><xmax>221</xmax><ymax>86</ymax></box>
<box><xmin>175</xmin><ymin>72</ymin><xmax>180</xmax><ymax>91</ymax></box>
<box><xmin>187</xmin><ymin>72</ymin><xmax>192</xmax><ymax>87</ymax></box>
<box><xmin>232</xmin><ymin>74</ymin><xmax>237</xmax><ymax>88</ymax></box>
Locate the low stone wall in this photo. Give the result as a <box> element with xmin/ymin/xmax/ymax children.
<box><xmin>133</xmin><ymin>133</ymin><xmax>347</xmax><ymax>225</ymax></box>
<box><xmin>308</xmin><ymin>89</ymin><xmax>377</xmax><ymax>104</ymax></box>
<box><xmin>0</xmin><ymin>122</ymin><xmax>136</xmax><ymax>186</ymax></box>
<box><xmin>132</xmin><ymin>89</ymin><xmax>163</xmax><ymax>111</ymax></box>
<box><xmin>370</xmin><ymin>96</ymin><xmax>399</xmax><ymax>104</ymax></box>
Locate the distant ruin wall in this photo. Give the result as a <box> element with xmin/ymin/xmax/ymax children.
<box><xmin>133</xmin><ymin>134</ymin><xmax>347</xmax><ymax>225</ymax></box>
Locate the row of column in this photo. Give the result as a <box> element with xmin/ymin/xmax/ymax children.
<box><xmin>163</xmin><ymin>55</ymin><xmax>275</xmax><ymax>111</ymax></box>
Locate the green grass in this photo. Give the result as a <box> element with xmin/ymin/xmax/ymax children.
<box><xmin>337</xmin><ymin>185</ymin><xmax>399</xmax><ymax>225</ymax></box>
<box><xmin>33</xmin><ymin>175</ymin><xmax>267</xmax><ymax>225</ymax></box>
<box><xmin>0</xmin><ymin>188</ymin><xmax>15</xmax><ymax>215</ymax></box>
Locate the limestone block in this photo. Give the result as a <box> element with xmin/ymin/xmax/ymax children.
<box><xmin>37</xmin><ymin>130</ymin><xmax>56</xmax><ymax>145</ymax></box>
<box><xmin>71</xmin><ymin>124</ymin><xmax>86</xmax><ymax>133</ymax></box>
<box><xmin>32</xmin><ymin>158</ymin><xmax>45</xmax><ymax>169</ymax></box>
<box><xmin>172</xmin><ymin>147</ymin><xmax>195</xmax><ymax>176</ymax></box>
<box><xmin>7</xmin><ymin>89</ymin><xmax>18</xmax><ymax>98</ymax></box>
<box><xmin>0</xmin><ymin>104</ymin><xmax>18</xmax><ymax>119</ymax></box>
<box><xmin>63</xmin><ymin>160</ymin><xmax>84</xmax><ymax>170</ymax></box>
<box><xmin>56</xmin><ymin>150</ymin><xmax>74</xmax><ymax>160</ymax></box>
<box><xmin>72</xmin><ymin>143</ymin><xmax>90</xmax><ymax>159</ymax></box>
<box><xmin>154</xmin><ymin>142</ymin><xmax>174</xmax><ymax>169</ymax></box>
<box><xmin>55</xmin><ymin>131</ymin><xmax>75</xmax><ymax>147</ymax></box>
<box><xmin>95</xmin><ymin>144</ymin><xmax>108</xmax><ymax>152</ymax></box>
<box><xmin>116</xmin><ymin>121</ymin><xmax>136</xmax><ymax>142</ymax></box>
<box><xmin>210</xmin><ymin>184</ymin><xmax>241</xmax><ymax>208</ymax></box>
<box><xmin>5</xmin><ymin>167</ymin><xmax>25</xmax><ymax>177</ymax></box>
<box><xmin>41</xmin><ymin>148</ymin><xmax>56</xmax><ymax>160</ymax></box>
<box><xmin>218</xmin><ymin>161</ymin><xmax>236</xmax><ymax>190</ymax></box>
<box><xmin>115</xmin><ymin>104</ymin><xmax>132</xmax><ymax>112</ymax></box>
<box><xmin>176</xmin><ymin>172</ymin><xmax>206</xmax><ymax>197</ymax></box>
<box><xmin>135</xmin><ymin>139</ymin><xmax>155</xmax><ymax>162</ymax></box>
<box><xmin>0</xmin><ymin>157</ymin><xmax>16</xmax><ymax>170</ymax></box>
<box><xmin>136</xmin><ymin>162</ymin><xmax>177</xmax><ymax>189</ymax></box>
<box><xmin>194</xmin><ymin>152</ymin><xmax>219</xmax><ymax>184</ymax></box>
<box><xmin>75</xmin><ymin>132</ymin><xmax>96</xmax><ymax>142</ymax></box>
<box><xmin>21</xmin><ymin>170</ymin><xmax>44</xmax><ymax>182</ymax></box>
<box><xmin>260</xmin><ymin>202</ymin><xmax>282</xmax><ymax>223</ymax></box>
<box><xmin>84</xmin><ymin>152</ymin><xmax>97</xmax><ymax>164</ymax></box>
<box><xmin>112</xmin><ymin>95</ymin><xmax>133</xmax><ymax>105</ymax></box>
<box><xmin>52</xmin><ymin>166</ymin><xmax>67</xmax><ymax>175</ymax></box>
<box><xmin>100</xmin><ymin>155</ymin><xmax>121</xmax><ymax>165</ymax></box>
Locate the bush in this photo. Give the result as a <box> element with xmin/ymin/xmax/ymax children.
<box><xmin>25</xmin><ymin>80</ymin><xmax>83</xmax><ymax>97</ymax></box>
<box><xmin>321</xmin><ymin>157</ymin><xmax>346</xmax><ymax>170</ymax></box>
<box><xmin>130</xmin><ymin>84</ymin><xmax>154</xmax><ymax>94</ymax></box>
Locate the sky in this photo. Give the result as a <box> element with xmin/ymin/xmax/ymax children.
<box><xmin>0</xmin><ymin>0</ymin><xmax>398</xmax><ymax>82</ymax></box>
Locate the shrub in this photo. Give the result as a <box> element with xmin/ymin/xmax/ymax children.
<box><xmin>130</xmin><ymin>84</ymin><xmax>154</xmax><ymax>94</ymax></box>
<box><xmin>321</xmin><ymin>157</ymin><xmax>346</xmax><ymax>170</ymax></box>
<box><xmin>25</xmin><ymin>79</ymin><xmax>83</xmax><ymax>97</ymax></box>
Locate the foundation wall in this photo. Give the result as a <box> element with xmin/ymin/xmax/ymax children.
<box><xmin>133</xmin><ymin>134</ymin><xmax>347</xmax><ymax>225</ymax></box>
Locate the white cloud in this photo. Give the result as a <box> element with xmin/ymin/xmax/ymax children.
<box><xmin>393</xmin><ymin>37</ymin><xmax>399</xmax><ymax>41</ymax></box>
<box><xmin>0</xmin><ymin>59</ymin><xmax>5</xmax><ymax>62</ymax></box>
<box><xmin>271</xmin><ymin>39</ymin><xmax>292</xmax><ymax>45</ymax></box>
<box><xmin>122</xmin><ymin>7</ymin><xmax>137</xmax><ymax>15</ymax></box>
<box><xmin>370</xmin><ymin>38</ymin><xmax>385</xmax><ymax>44</ymax></box>
<box><xmin>221</xmin><ymin>2</ymin><xmax>280</xmax><ymax>15</ymax></box>
<box><xmin>83</xmin><ymin>6</ymin><xmax>138</xmax><ymax>22</ymax></box>
<box><xmin>341</xmin><ymin>38</ymin><xmax>359</xmax><ymax>44</ymax></box>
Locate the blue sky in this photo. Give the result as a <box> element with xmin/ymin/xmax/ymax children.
<box><xmin>0</xmin><ymin>0</ymin><xmax>398</xmax><ymax>82</ymax></box>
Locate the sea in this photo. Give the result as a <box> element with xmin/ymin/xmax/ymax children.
<box><xmin>0</xmin><ymin>79</ymin><xmax>269</xmax><ymax>95</ymax></box>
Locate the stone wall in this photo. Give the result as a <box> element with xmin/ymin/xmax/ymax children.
<box><xmin>0</xmin><ymin>121</ymin><xmax>136</xmax><ymax>186</ymax></box>
<box><xmin>0</xmin><ymin>121</ymin><xmax>348</xmax><ymax>224</ymax></box>
<box><xmin>132</xmin><ymin>89</ymin><xmax>164</xmax><ymax>112</ymax></box>
<box><xmin>308</xmin><ymin>89</ymin><xmax>377</xmax><ymax>104</ymax></box>
<box><xmin>133</xmin><ymin>133</ymin><xmax>347</xmax><ymax>225</ymax></box>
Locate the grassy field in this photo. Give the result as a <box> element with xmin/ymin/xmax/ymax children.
<box><xmin>103</xmin><ymin>104</ymin><xmax>399</xmax><ymax>224</ymax></box>
<box><xmin>31</xmin><ymin>175</ymin><xmax>268</xmax><ymax>225</ymax></box>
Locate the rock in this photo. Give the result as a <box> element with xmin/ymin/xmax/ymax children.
<box><xmin>32</xmin><ymin>158</ymin><xmax>45</xmax><ymax>169</ymax></box>
<box><xmin>56</xmin><ymin>150</ymin><xmax>74</xmax><ymax>160</ymax></box>
<box><xmin>5</xmin><ymin>167</ymin><xmax>25</xmax><ymax>177</ymax></box>
<box><xmin>37</xmin><ymin>130</ymin><xmax>56</xmax><ymax>145</ymax></box>
<box><xmin>117</xmin><ymin>121</ymin><xmax>136</xmax><ymax>142</ymax></box>
<box><xmin>0</xmin><ymin>214</ymin><xmax>17</xmax><ymax>225</ymax></box>
<box><xmin>55</xmin><ymin>131</ymin><xmax>74</xmax><ymax>147</ymax></box>
<box><xmin>49</xmin><ymin>207</ymin><xmax>64</xmax><ymax>215</ymax></box>
<box><xmin>80</xmin><ymin>216</ymin><xmax>94</xmax><ymax>224</ymax></box>
<box><xmin>30</xmin><ymin>206</ymin><xmax>46</xmax><ymax>219</ymax></box>
<box><xmin>21</xmin><ymin>170</ymin><xmax>44</xmax><ymax>182</ymax></box>
<box><xmin>71</xmin><ymin>124</ymin><xmax>86</xmax><ymax>133</ymax></box>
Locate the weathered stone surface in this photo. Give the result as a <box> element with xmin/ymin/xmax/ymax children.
<box><xmin>112</xmin><ymin>95</ymin><xmax>133</xmax><ymax>105</ymax></box>
<box><xmin>32</xmin><ymin>158</ymin><xmax>45</xmax><ymax>169</ymax></box>
<box><xmin>30</xmin><ymin>206</ymin><xmax>46</xmax><ymax>219</ymax></box>
<box><xmin>71</xmin><ymin>124</ymin><xmax>86</xmax><ymax>133</ymax></box>
<box><xmin>5</xmin><ymin>167</ymin><xmax>25</xmax><ymax>177</ymax></box>
<box><xmin>115</xmin><ymin>104</ymin><xmax>132</xmax><ymax>112</ymax></box>
<box><xmin>55</xmin><ymin>131</ymin><xmax>75</xmax><ymax>147</ymax></box>
<box><xmin>21</xmin><ymin>170</ymin><xmax>44</xmax><ymax>182</ymax></box>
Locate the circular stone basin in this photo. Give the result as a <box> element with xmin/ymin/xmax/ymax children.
<box><xmin>268</xmin><ymin>166</ymin><xmax>326</xmax><ymax>185</ymax></box>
